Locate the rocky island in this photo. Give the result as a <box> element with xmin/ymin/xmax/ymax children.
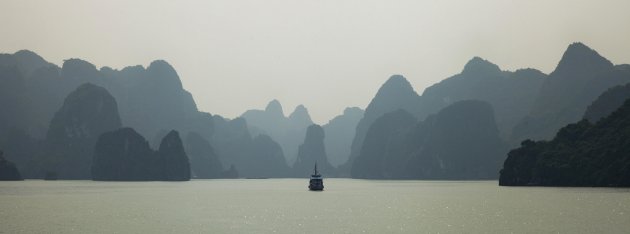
<box><xmin>500</xmin><ymin>98</ymin><xmax>630</xmax><ymax>187</ymax></box>
<box><xmin>0</xmin><ymin>151</ymin><xmax>22</xmax><ymax>180</ymax></box>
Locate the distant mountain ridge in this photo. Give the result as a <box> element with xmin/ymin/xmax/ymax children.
<box><xmin>511</xmin><ymin>42</ymin><xmax>630</xmax><ymax>142</ymax></box>
<box><xmin>1</xmin><ymin>41</ymin><xmax>629</xmax><ymax>181</ymax></box>
<box><xmin>342</xmin><ymin>58</ymin><xmax>544</xmax><ymax>175</ymax></box>
<box><xmin>241</xmin><ymin>100</ymin><xmax>314</xmax><ymax>164</ymax></box>
<box><xmin>351</xmin><ymin>100</ymin><xmax>507</xmax><ymax>179</ymax></box>
<box><xmin>0</xmin><ymin>50</ymin><xmax>287</xmax><ymax>179</ymax></box>
<box><xmin>184</xmin><ymin>132</ymin><xmax>224</xmax><ymax>178</ymax></box>
<box><xmin>417</xmin><ymin>57</ymin><xmax>545</xmax><ymax>138</ymax></box>
<box><xmin>343</xmin><ymin>75</ymin><xmax>422</xmax><ymax>174</ymax></box>
<box><xmin>344</xmin><ymin>42</ymin><xmax>628</xmax><ymax>181</ymax></box>
<box><xmin>323</xmin><ymin>107</ymin><xmax>364</xmax><ymax>167</ymax></box>
<box><xmin>0</xmin><ymin>51</ymin><xmax>206</xmax><ymax>140</ymax></box>
<box><xmin>293</xmin><ymin>124</ymin><xmax>335</xmax><ymax>177</ymax></box>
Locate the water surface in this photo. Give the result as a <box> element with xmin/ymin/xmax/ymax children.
<box><xmin>1</xmin><ymin>179</ymin><xmax>628</xmax><ymax>233</ymax></box>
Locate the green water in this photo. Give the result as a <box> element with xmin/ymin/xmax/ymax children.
<box><xmin>0</xmin><ymin>179</ymin><xmax>628</xmax><ymax>233</ymax></box>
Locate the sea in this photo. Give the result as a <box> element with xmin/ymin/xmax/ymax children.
<box><xmin>1</xmin><ymin>179</ymin><xmax>629</xmax><ymax>233</ymax></box>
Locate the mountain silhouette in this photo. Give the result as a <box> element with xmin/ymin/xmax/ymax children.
<box><xmin>1</xmin><ymin>43</ymin><xmax>628</xmax><ymax>180</ymax></box>
<box><xmin>0</xmin><ymin>50</ymin><xmax>54</xmax><ymax>78</ymax></box>
<box><xmin>511</xmin><ymin>42</ymin><xmax>630</xmax><ymax>142</ymax></box>
<box><xmin>249</xmin><ymin>134</ymin><xmax>291</xmax><ymax>177</ymax></box>
<box><xmin>351</xmin><ymin>100</ymin><xmax>506</xmax><ymax>179</ymax></box>
<box><xmin>323</xmin><ymin>107</ymin><xmax>364</xmax><ymax>166</ymax></box>
<box><xmin>418</xmin><ymin>57</ymin><xmax>545</xmax><ymax>138</ymax></box>
<box><xmin>158</xmin><ymin>130</ymin><xmax>191</xmax><ymax>181</ymax></box>
<box><xmin>584</xmin><ymin>80</ymin><xmax>630</xmax><ymax>123</ymax></box>
<box><xmin>92</xmin><ymin>128</ymin><xmax>191</xmax><ymax>181</ymax></box>
<box><xmin>0</xmin><ymin>50</ymin><xmax>298</xmax><ymax>179</ymax></box>
<box><xmin>406</xmin><ymin>100</ymin><xmax>507</xmax><ymax>179</ymax></box>
<box><xmin>0</xmin><ymin>66</ymin><xmax>28</xmax><ymax>136</ymax></box>
<box><xmin>241</xmin><ymin>100</ymin><xmax>313</xmax><ymax>164</ymax></box>
<box><xmin>343</xmin><ymin>75</ymin><xmax>421</xmax><ymax>174</ymax></box>
<box><xmin>44</xmin><ymin>83</ymin><xmax>122</xmax><ymax>179</ymax></box>
<box><xmin>209</xmin><ymin>115</ymin><xmax>290</xmax><ymax>178</ymax></box>
<box><xmin>293</xmin><ymin>124</ymin><xmax>335</xmax><ymax>177</ymax></box>
<box><xmin>184</xmin><ymin>132</ymin><xmax>224</xmax><ymax>178</ymax></box>
<box><xmin>350</xmin><ymin>109</ymin><xmax>417</xmax><ymax>179</ymax></box>
<box><xmin>92</xmin><ymin>128</ymin><xmax>158</xmax><ymax>181</ymax></box>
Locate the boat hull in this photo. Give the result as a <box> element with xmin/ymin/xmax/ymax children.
<box><xmin>309</xmin><ymin>179</ymin><xmax>324</xmax><ymax>191</ymax></box>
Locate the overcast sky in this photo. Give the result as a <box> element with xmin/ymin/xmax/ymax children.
<box><xmin>2</xmin><ymin>0</ymin><xmax>629</xmax><ymax>123</ymax></box>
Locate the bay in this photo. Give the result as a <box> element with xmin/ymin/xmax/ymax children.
<box><xmin>0</xmin><ymin>179</ymin><xmax>629</xmax><ymax>233</ymax></box>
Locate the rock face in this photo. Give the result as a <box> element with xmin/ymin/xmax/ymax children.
<box><xmin>123</xmin><ymin>60</ymin><xmax>202</xmax><ymax>139</ymax></box>
<box><xmin>0</xmin><ymin>60</ymin><xmax>45</xmax><ymax>177</ymax></box>
<box><xmin>209</xmin><ymin>115</ymin><xmax>290</xmax><ymax>178</ymax></box>
<box><xmin>184</xmin><ymin>132</ymin><xmax>223</xmax><ymax>178</ymax></box>
<box><xmin>418</xmin><ymin>57</ymin><xmax>545</xmax><ymax>138</ymax></box>
<box><xmin>209</xmin><ymin>116</ymin><xmax>251</xmax><ymax>169</ymax></box>
<box><xmin>293</xmin><ymin>125</ymin><xmax>335</xmax><ymax>177</ymax></box>
<box><xmin>1</xmin><ymin>129</ymin><xmax>42</xmax><ymax>178</ymax></box>
<box><xmin>241</xmin><ymin>100</ymin><xmax>314</xmax><ymax>164</ymax></box>
<box><xmin>0</xmin><ymin>50</ymin><xmax>57</xmax><ymax>135</ymax></box>
<box><xmin>47</xmin><ymin>83</ymin><xmax>122</xmax><ymax>141</ymax></box>
<box><xmin>0</xmin><ymin>151</ymin><xmax>22</xmax><ymax>181</ymax></box>
<box><xmin>23</xmin><ymin>65</ymin><xmax>64</xmax><ymax>138</ymax></box>
<box><xmin>500</xmin><ymin>99</ymin><xmax>630</xmax><ymax>187</ymax></box>
<box><xmin>289</xmin><ymin>105</ymin><xmax>313</xmax><ymax>129</ymax></box>
<box><xmin>583</xmin><ymin>82</ymin><xmax>630</xmax><ymax>123</ymax></box>
<box><xmin>243</xmin><ymin>134</ymin><xmax>291</xmax><ymax>178</ymax></box>
<box><xmin>45</xmin><ymin>83</ymin><xmax>122</xmax><ymax>179</ymax></box>
<box><xmin>323</xmin><ymin>107</ymin><xmax>364</xmax><ymax>166</ymax></box>
<box><xmin>351</xmin><ymin>100</ymin><xmax>507</xmax><ymax>179</ymax></box>
<box><xmin>158</xmin><ymin>130</ymin><xmax>191</xmax><ymax>181</ymax></box>
<box><xmin>511</xmin><ymin>43</ymin><xmax>630</xmax><ymax>143</ymax></box>
<box><xmin>0</xmin><ymin>66</ymin><xmax>28</xmax><ymax>137</ymax></box>
<box><xmin>406</xmin><ymin>100</ymin><xmax>507</xmax><ymax>179</ymax></box>
<box><xmin>351</xmin><ymin>110</ymin><xmax>417</xmax><ymax>179</ymax></box>
<box><xmin>92</xmin><ymin>128</ymin><xmax>158</xmax><ymax>181</ymax></box>
<box><xmin>344</xmin><ymin>75</ymin><xmax>422</xmax><ymax>173</ymax></box>
<box><xmin>92</xmin><ymin>128</ymin><xmax>191</xmax><ymax>181</ymax></box>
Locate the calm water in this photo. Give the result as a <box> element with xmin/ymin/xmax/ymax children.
<box><xmin>0</xmin><ymin>179</ymin><xmax>629</xmax><ymax>233</ymax></box>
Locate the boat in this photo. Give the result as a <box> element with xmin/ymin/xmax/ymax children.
<box><xmin>308</xmin><ymin>163</ymin><xmax>324</xmax><ymax>191</ymax></box>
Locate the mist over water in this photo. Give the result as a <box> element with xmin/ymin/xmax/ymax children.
<box><xmin>1</xmin><ymin>180</ymin><xmax>629</xmax><ymax>233</ymax></box>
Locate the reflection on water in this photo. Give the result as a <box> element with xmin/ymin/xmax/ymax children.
<box><xmin>0</xmin><ymin>179</ymin><xmax>629</xmax><ymax>233</ymax></box>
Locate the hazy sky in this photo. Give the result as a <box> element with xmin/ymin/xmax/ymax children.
<box><xmin>2</xmin><ymin>0</ymin><xmax>630</xmax><ymax>124</ymax></box>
